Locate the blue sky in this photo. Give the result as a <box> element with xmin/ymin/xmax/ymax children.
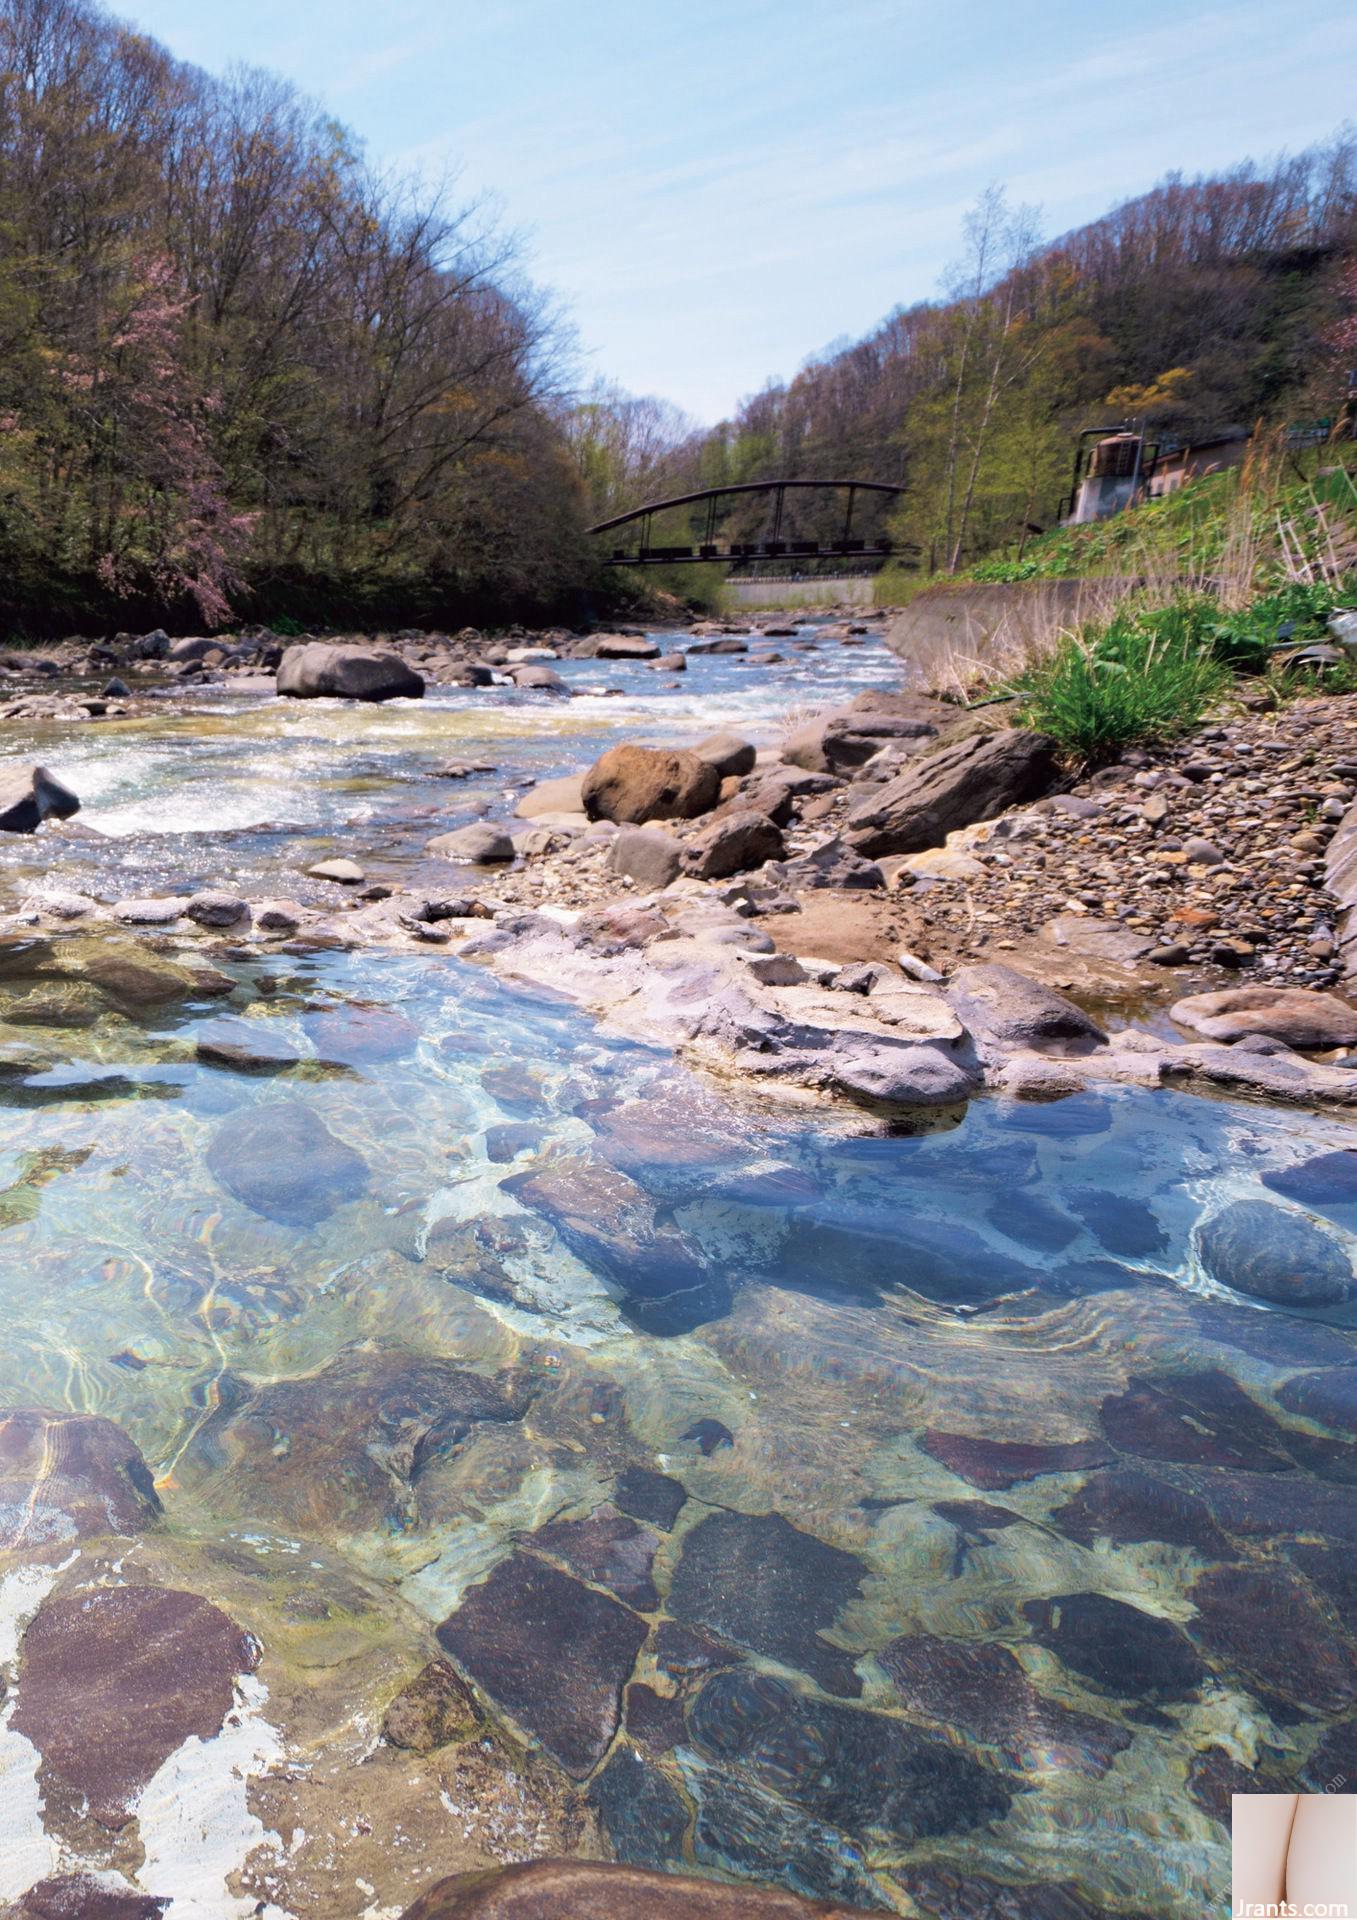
<box><xmin>123</xmin><ymin>0</ymin><xmax>1355</xmax><ymax>423</ymax></box>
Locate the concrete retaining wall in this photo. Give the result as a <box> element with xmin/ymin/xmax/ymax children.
<box><xmin>725</xmin><ymin>574</ymin><xmax>875</xmax><ymax>610</ymax></box>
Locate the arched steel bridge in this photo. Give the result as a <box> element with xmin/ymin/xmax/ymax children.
<box><xmin>587</xmin><ymin>478</ymin><xmax>907</xmax><ymax>566</ymax></box>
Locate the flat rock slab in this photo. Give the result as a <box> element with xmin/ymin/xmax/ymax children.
<box><xmin>1022</xmin><ymin>1591</ymin><xmax>1204</xmax><ymax>1700</ymax></box>
<box><xmin>879</xmin><ymin>1631</ymin><xmax>1129</xmax><ymax>1775</ymax></box>
<box><xmin>206</xmin><ymin>1099</ymin><xmax>369</xmax><ymax>1225</ymax></box>
<box><xmin>1171</xmin><ymin>985</ymin><xmax>1357</xmax><ymax>1048</ymax></box>
<box><xmin>530</xmin><ymin>1504</ymin><xmax>661</xmax><ymax>1609</ymax></box>
<box><xmin>665</xmin><ymin>1511</ymin><xmax>866</xmax><ymax>1698</ymax></box>
<box><xmin>12</xmin><ymin>1585</ymin><xmax>257</xmax><ymax>1827</ymax></box>
<box><xmin>400</xmin><ymin>1861</ymin><xmax>878</xmax><ymax>1918</ymax></box>
<box><xmin>19</xmin><ymin>1878</ymin><xmax>167</xmax><ymax>1919</ymax></box>
<box><xmin>921</xmin><ymin>1430</ymin><xmax>1111</xmax><ymax>1490</ymax></box>
<box><xmin>845</xmin><ymin>727</ymin><xmax>1059</xmax><ymax>857</ymax></box>
<box><xmin>0</xmin><ymin>1408</ymin><xmax>160</xmax><ymax>1551</ymax></box>
<box><xmin>1189</xmin><ymin>1563</ymin><xmax>1357</xmax><ymax>1713</ymax></box>
<box><xmin>437</xmin><ymin>1552</ymin><xmax>647</xmax><ymax>1776</ymax></box>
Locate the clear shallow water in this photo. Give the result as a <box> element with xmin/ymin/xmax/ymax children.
<box><xmin>1</xmin><ymin>925</ymin><xmax>1356</xmax><ymax>1915</ymax></box>
<box><xmin>1</xmin><ymin>625</ymin><xmax>1356</xmax><ymax>1915</ymax></box>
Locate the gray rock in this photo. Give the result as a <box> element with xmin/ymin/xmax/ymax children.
<box><xmin>207</xmin><ymin>1100</ymin><xmax>369</xmax><ymax>1225</ymax></box>
<box><xmin>254</xmin><ymin>899</ymin><xmax>304</xmax><ymax>932</ymax></box>
<box><xmin>776</xmin><ymin>836</ymin><xmax>885</xmax><ymax>891</ymax></box>
<box><xmin>948</xmin><ymin>963</ymin><xmax>1106</xmax><ymax>1056</ymax></box>
<box><xmin>184</xmin><ymin>890</ymin><xmax>250</xmax><ymax>928</ymax></box>
<box><xmin>651</xmin><ymin>652</ymin><xmax>686</xmax><ymax>672</ymax></box>
<box><xmin>308</xmin><ymin>857</ymin><xmax>365</xmax><ymax>884</ymax></box>
<box><xmin>1197</xmin><ymin>1200</ymin><xmax>1356</xmax><ymax>1307</ymax></box>
<box><xmin>686</xmin><ymin>636</ymin><xmax>748</xmax><ymax>655</ymax></box>
<box><xmin>783</xmin><ymin>703</ymin><xmax>942</xmax><ymax>776</ymax></box>
<box><xmin>590</xmin><ymin>633</ymin><xmax>661</xmax><ymax>659</ymax></box>
<box><xmin>609</xmin><ymin>828</ymin><xmax>682</xmax><ymax>890</ymax></box>
<box><xmin>693</xmin><ymin>733</ymin><xmax>757</xmax><ymax>779</ymax></box>
<box><xmin>516</xmin><ymin>774</ymin><xmax>584</xmax><ymax>818</ymax></box>
<box><xmin>829</xmin><ymin>1035</ymin><xmax>980</xmax><ymax>1108</ymax></box>
<box><xmin>0</xmin><ymin>764</ymin><xmax>80</xmax><ymax>834</ymax></box>
<box><xmin>277</xmin><ymin>643</ymin><xmax>424</xmax><ymax>702</ymax></box>
<box><xmin>428</xmin><ymin>823</ymin><xmax>516</xmax><ymax>864</ymax></box>
<box><xmin>112</xmin><ymin>897</ymin><xmax>184</xmax><ymax>925</ymax></box>
<box><xmin>682</xmin><ymin>810</ymin><xmax>786</xmax><ymax>880</ymax></box>
<box><xmin>507</xmin><ymin>663</ymin><xmax>569</xmax><ymax>693</ymax></box>
<box><xmin>846</xmin><ymin>728</ymin><xmax>1060</xmax><ymax>856</ymax></box>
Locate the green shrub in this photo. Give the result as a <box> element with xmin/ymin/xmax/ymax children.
<box><xmin>1010</xmin><ymin>602</ymin><xmax>1229</xmax><ymax>764</ymax></box>
<box><xmin>1207</xmin><ymin>580</ymin><xmax>1338</xmax><ymax>669</ymax></box>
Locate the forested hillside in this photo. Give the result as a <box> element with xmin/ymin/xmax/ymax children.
<box><xmin>573</xmin><ymin>137</ymin><xmax>1357</xmax><ymax>576</ymax></box>
<box><xmin>0</xmin><ymin>0</ymin><xmax>587</xmax><ymax>632</ymax></box>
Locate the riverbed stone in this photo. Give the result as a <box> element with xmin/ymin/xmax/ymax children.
<box><xmin>64</xmin><ymin>941</ymin><xmax>232</xmax><ymax>1011</ymax></box>
<box><xmin>517</xmin><ymin>773</ymin><xmax>585</xmax><ymax>818</ymax></box>
<box><xmin>682</xmin><ymin>810</ymin><xmax>785</xmax><ymax>880</ymax></box>
<box><xmin>582</xmin><ymin>744</ymin><xmax>721</xmax><ymax>824</ymax></box>
<box><xmin>921</xmin><ymin>1431</ymin><xmax>1112</xmax><ymax>1490</ymax></box>
<box><xmin>11</xmin><ymin>1584</ymin><xmax>258</xmax><ymax>1827</ymax></box>
<box><xmin>1196</xmin><ymin>1200</ymin><xmax>1355</xmax><ymax>1307</ymax></box>
<box><xmin>277</xmin><ymin>641</ymin><xmax>424</xmax><ymax>701</ymax></box>
<box><xmin>1263</xmin><ymin>1149</ymin><xmax>1357</xmax><ymax>1215</ymax></box>
<box><xmin>206</xmin><ymin>1099</ymin><xmax>369</xmax><ymax>1224</ymax></box>
<box><xmin>615</xmin><ymin>1465</ymin><xmax>686</xmax><ymax>1530</ymax></box>
<box><xmin>428</xmin><ymin>823</ymin><xmax>516</xmax><ymax>863</ymax></box>
<box><xmin>382</xmin><ymin>1658</ymin><xmax>482</xmax><ymax>1752</ymax></box>
<box><xmin>398</xmin><ymin>1862</ymin><xmax>877</xmax><ymax>1918</ymax></box>
<box><xmin>437</xmin><ymin>1551</ymin><xmax>647</xmax><ymax>1776</ymax></box>
<box><xmin>666</xmin><ymin>1510</ymin><xmax>866</xmax><ymax>1697</ymax></box>
<box><xmin>845</xmin><ymin>727</ymin><xmax>1059</xmax><ymax>856</ymax></box>
<box><xmin>183</xmin><ymin>889</ymin><xmax>250</xmax><ymax>928</ymax></box>
<box><xmin>609</xmin><ymin>826</ymin><xmax>682</xmax><ymax>889</ymax></box>
<box><xmin>1170</xmin><ymin>985</ymin><xmax>1357</xmax><ymax>1048</ymax></box>
<box><xmin>947</xmin><ymin>963</ymin><xmax>1106</xmax><ymax>1055</ymax></box>
<box><xmin>1099</xmin><ymin>1370</ymin><xmax>1294</xmax><ymax>1471</ymax></box>
<box><xmin>0</xmin><ymin>1408</ymin><xmax>160</xmax><ymax>1549</ymax></box>
<box><xmin>1049</xmin><ymin>1467</ymin><xmax>1230</xmax><ymax>1556</ymax></box>
<box><xmin>879</xmin><ymin>1632</ymin><xmax>1130</xmax><ymax>1775</ymax></box>
<box><xmin>308</xmin><ymin>857</ymin><xmax>365</xmax><ymax>884</ymax></box>
<box><xmin>0</xmin><ymin>763</ymin><xmax>80</xmax><ymax>833</ymax></box>
<box><xmin>587</xmin><ymin>1747</ymin><xmax>690</xmax><ymax>1866</ymax></box>
<box><xmin>189</xmin><ymin>1350</ymin><xmax>524</xmax><ymax>1534</ymax></box>
<box><xmin>1189</xmin><ymin>1563</ymin><xmax>1357</xmax><ymax>1712</ymax></box>
<box><xmin>1023</xmin><ymin>1591</ymin><xmax>1204</xmax><ymax>1700</ymax></box>
<box><xmin>531</xmin><ymin>1503</ymin><xmax>661</xmax><ymax>1609</ymax></box>
<box><xmin>305</xmin><ymin>1001</ymin><xmax>420</xmax><ymax>1062</ymax></box>
<box><xmin>694</xmin><ymin>732</ymin><xmax>758</xmax><ymax>778</ymax></box>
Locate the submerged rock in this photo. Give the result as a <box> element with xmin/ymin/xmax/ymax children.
<box><xmin>306</xmin><ymin>1001</ymin><xmax>420</xmax><ymax>1063</ymax></box>
<box><xmin>1050</xmin><ymin>1468</ymin><xmax>1230</xmax><ymax>1556</ymax></box>
<box><xmin>587</xmin><ymin>1746</ymin><xmax>690</xmax><ymax>1867</ymax></box>
<box><xmin>666</xmin><ymin>1510</ymin><xmax>866</xmax><ymax>1697</ymax></box>
<box><xmin>921</xmin><ymin>1431</ymin><xmax>1111</xmax><ymax>1491</ymax></box>
<box><xmin>1196</xmin><ymin>1200</ymin><xmax>1355</xmax><ymax>1307</ymax></box>
<box><xmin>582</xmin><ymin>744</ymin><xmax>720</xmax><ymax>824</ymax></box>
<box><xmin>0</xmin><ymin>1407</ymin><xmax>160</xmax><ymax>1550</ymax></box>
<box><xmin>615</xmin><ymin>1466</ymin><xmax>687</xmax><ymax>1531</ymax></box>
<box><xmin>277</xmin><ymin>641</ymin><xmax>424</xmax><ymax>701</ymax></box>
<box><xmin>12</xmin><ymin>1585</ymin><xmax>258</xmax><ymax>1827</ymax></box>
<box><xmin>18</xmin><ymin>1877</ymin><xmax>166</xmax><ymax>1919</ymax></box>
<box><xmin>437</xmin><ymin>1551</ymin><xmax>647</xmax><ymax>1776</ymax></box>
<box><xmin>0</xmin><ymin>763</ymin><xmax>80</xmax><ymax>833</ymax></box>
<box><xmin>1022</xmin><ymin>1592</ymin><xmax>1204</xmax><ymax>1700</ymax></box>
<box><xmin>532</xmin><ymin>1504</ymin><xmax>661</xmax><ymax>1609</ymax></box>
<box><xmin>1189</xmin><ymin>1563</ymin><xmax>1357</xmax><ymax>1712</ymax></box>
<box><xmin>1099</xmin><ymin>1370</ymin><xmax>1295</xmax><ymax>1472</ymax></box>
<box><xmin>383</xmin><ymin>1658</ymin><xmax>482</xmax><ymax>1752</ymax></box>
<box><xmin>879</xmin><ymin>1632</ymin><xmax>1130</xmax><ymax>1774</ymax></box>
<box><xmin>1262</xmin><ymin>1148</ymin><xmax>1357</xmax><ymax>1215</ymax></box>
<box><xmin>206</xmin><ymin>1099</ymin><xmax>369</xmax><ymax>1224</ymax></box>
<box><xmin>688</xmin><ymin>1665</ymin><xmax>1014</xmax><ymax>1840</ymax></box>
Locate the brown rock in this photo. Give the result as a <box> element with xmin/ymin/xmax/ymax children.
<box><xmin>681</xmin><ymin>810</ymin><xmax>785</xmax><ymax>880</ymax></box>
<box><xmin>399</xmin><ymin>1861</ymin><xmax>874</xmax><ymax>1919</ymax></box>
<box><xmin>582</xmin><ymin>745</ymin><xmax>720</xmax><ymax>824</ymax></box>
<box><xmin>1169</xmin><ymin>985</ymin><xmax>1357</xmax><ymax>1049</ymax></box>
<box><xmin>12</xmin><ymin>1585</ymin><xmax>258</xmax><ymax>1827</ymax></box>
<box><xmin>383</xmin><ymin>1658</ymin><xmax>482</xmax><ymax>1752</ymax></box>
<box><xmin>0</xmin><ymin>1409</ymin><xmax>160</xmax><ymax>1551</ymax></box>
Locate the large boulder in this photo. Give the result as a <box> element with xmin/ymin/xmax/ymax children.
<box><xmin>1197</xmin><ymin>1199</ymin><xmax>1355</xmax><ymax>1308</ymax></box>
<box><xmin>1170</xmin><ymin>986</ymin><xmax>1357</xmax><ymax>1050</ymax></box>
<box><xmin>948</xmin><ymin>963</ymin><xmax>1107</xmax><ymax>1056</ymax></box>
<box><xmin>582</xmin><ymin>745</ymin><xmax>721</xmax><ymax>825</ymax></box>
<box><xmin>507</xmin><ymin>663</ymin><xmax>568</xmax><ymax>693</ymax></box>
<box><xmin>682</xmin><ymin>809</ymin><xmax>785</xmax><ymax>880</ymax></box>
<box><xmin>276</xmin><ymin>642</ymin><xmax>424</xmax><ymax>702</ymax></box>
<box><xmin>846</xmin><ymin>728</ymin><xmax>1059</xmax><ymax>856</ymax></box>
<box><xmin>783</xmin><ymin>703</ymin><xmax>943</xmax><ymax>776</ymax></box>
<box><xmin>589</xmin><ymin>633</ymin><xmax>660</xmax><ymax>660</ymax></box>
<box><xmin>516</xmin><ymin>774</ymin><xmax>585</xmax><ymax>819</ymax></box>
<box><xmin>0</xmin><ymin>764</ymin><xmax>80</xmax><ymax>833</ymax></box>
<box><xmin>399</xmin><ymin>1862</ymin><xmax>874</xmax><ymax>1918</ymax></box>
